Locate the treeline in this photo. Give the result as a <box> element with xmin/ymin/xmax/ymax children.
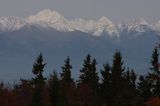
<box><xmin>0</xmin><ymin>48</ymin><xmax>160</xmax><ymax>106</ymax></box>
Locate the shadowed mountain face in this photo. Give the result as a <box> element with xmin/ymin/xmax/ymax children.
<box><xmin>0</xmin><ymin>10</ymin><xmax>160</xmax><ymax>81</ymax></box>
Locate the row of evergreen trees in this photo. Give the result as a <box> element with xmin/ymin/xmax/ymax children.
<box><xmin>0</xmin><ymin>48</ymin><xmax>160</xmax><ymax>106</ymax></box>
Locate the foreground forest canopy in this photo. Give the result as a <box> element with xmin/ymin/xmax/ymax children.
<box><xmin>1</xmin><ymin>48</ymin><xmax>160</xmax><ymax>106</ymax></box>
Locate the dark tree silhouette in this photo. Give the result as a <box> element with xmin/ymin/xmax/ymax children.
<box><xmin>79</xmin><ymin>54</ymin><xmax>99</xmax><ymax>90</ymax></box>
<box><xmin>109</xmin><ymin>51</ymin><xmax>141</xmax><ymax>106</ymax></box>
<box><xmin>48</xmin><ymin>71</ymin><xmax>59</xmax><ymax>106</ymax></box>
<box><xmin>110</xmin><ymin>51</ymin><xmax>126</xmax><ymax>106</ymax></box>
<box><xmin>78</xmin><ymin>54</ymin><xmax>99</xmax><ymax>106</ymax></box>
<box><xmin>100</xmin><ymin>63</ymin><xmax>111</xmax><ymax>105</ymax></box>
<box><xmin>59</xmin><ymin>57</ymin><xmax>75</xmax><ymax>106</ymax></box>
<box><xmin>138</xmin><ymin>75</ymin><xmax>152</xmax><ymax>102</ymax></box>
<box><xmin>148</xmin><ymin>48</ymin><xmax>160</xmax><ymax>97</ymax></box>
<box><xmin>30</xmin><ymin>53</ymin><xmax>46</xmax><ymax>106</ymax></box>
<box><xmin>61</xmin><ymin>57</ymin><xmax>73</xmax><ymax>85</ymax></box>
<box><xmin>0</xmin><ymin>49</ymin><xmax>159</xmax><ymax>106</ymax></box>
<box><xmin>32</xmin><ymin>53</ymin><xmax>46</xmax><ymax>87</ymax></box>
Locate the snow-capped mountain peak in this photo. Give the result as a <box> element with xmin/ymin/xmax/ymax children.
<box><xmin>25</xmin><ymin>10</ymin><xmax>119</xmax><ymax>36</ymax></box>
<box><xmin>27</xmin><ymin>9</ymin><xmax>74</xmax><ymax>32</ymax></box>
<box><xmin>27</xmin><ymin>9</ymin><xmax>63</xmax><ymax>23</ymax></box>
<box><xmin>95</xmin><ymin>16</ymin><xmax>118</xmax><ymax>36</ymax></box>
<box><xmin>98</xmin><ymin>16</ymin><xmax>112</xmax><ymax>25</ymax></box>
<box><xmin>0</xmin><ymin>9</ymin><xmax>158</xmax><ymax>37</ymax></box>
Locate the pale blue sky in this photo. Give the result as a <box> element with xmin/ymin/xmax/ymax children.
<box><xmin>0</xmin><ymin>0</ymin><xmax>159</xmax><ymax>22</ymax></box>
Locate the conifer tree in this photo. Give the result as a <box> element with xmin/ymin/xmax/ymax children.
<box><xmin>79</xmin><ymin>54</ymin><xmax>99</xmax><ymax>90</ymax></box>
<box><xmin>100</xmin><ymin>63</ymin><xmax>111</xmax><ymax>105</ymax></box>
<box><xmin>61</xmin><ymin>57</ymin><xmax>73</xmax><ymax>85</ymax></box>
<box><xmin>109</xmin><ymin>51</ymin><xmax>141</xmax><ymax>106</ymax></box>
<box><xmin>148</xmin><ymin>47</ymin><xmax>160</xmax><ymax>97</ymax></box>
<box><xmin>138</xmin><ymin>75</ymin><xmax>152</xmax><ymax>101</ymax></box>
<box><xmin>130</xmin><ymin>69</ymin><xmax>137</xmax><ymax>88</ymax></box>
<box><xmin>111</xmin><ymin>51</ymin><xmax>125</xmax><ymax>84</ymax></box>
<box><xmin>30</xmin><ymin>53</ymin><xmax>46</xmax><ymax>106</ymax></box>
<box><xmin>150</xmin><ymin>48</ymin><xmax>159</xmax><ymax>74</ymax></box>
<box><xmin>110</xmin><ymin>51</ymin><xmax>125</xmax><ymax>106</ymax></box>
<box><xmin>59</xmin><ymin>57</ymin><xmax>74</xmax><ymax>106</ymax></box>
<box><xmin>32</xmin><ymin>53</ymin><xmax>46</xmax><ymax>87</ymax></box>
<box><xmin>14</xmin><ymin>79</ymin><xmax>32</xmax><ymax>106</ymax></box>
<box><xmin>78</xmin><ymin>54</ymin><xmax>99</xmax><ymax>106</ymax></box>
<box><xmin>124</xmin><ymin>68</ymin><xmax>137</xmax><ymax>88</ymax></box>
<box><xmin>48</xmin><ymin>71</ymin><xmax>59</xmax><ymax>106</ymax></box>
<box><xmin>123</xmin><ymin>68</ymin><xmax>142</xmax><ymax>106</ymax></box>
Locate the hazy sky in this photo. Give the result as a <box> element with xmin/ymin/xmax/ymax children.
<box><xmin>0</xmin><ymin>0</ymin><xmax>159</xmax><ymax>22</ymax></box>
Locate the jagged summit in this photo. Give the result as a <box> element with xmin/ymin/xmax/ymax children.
<box><xmin>27</xmin><ymin>9</ymin><xmax>67</xmax><ymax>24</ymax></box>
<box><xmin>26</xmin><ymin>9</ymin><xmax>74</xmax><ymax>32</ymax></box>
<box><xmin>25</xmin><ymin>10</ymin><xmax>120</xmax><ymax>36</ymax></box>
<box><xmin>0</xmin><ymin>9</ymin><xmax>159</xmax><ymax>37</ymax></box>
<box><xmin>98</xmin><ymin>16</ymin><xmax>112</xmax><ymax>24</ymax></box>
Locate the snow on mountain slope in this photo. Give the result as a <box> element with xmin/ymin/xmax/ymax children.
<box><xmin>153</xmin><ymin>21</ymin><xmax>160</xmax><ymax>34</ymax></box>
<box><xmin>0</xmin><ymin>16</ymin><xmax>26</xmax><ymax>32</ymax></box>
<box><xmin>96</xmin><ymin>16</ymin><xmax>118</xmax><ymax>36</ymax></box>
<box><xmin>0</xmin><ymin>9</ymin><xmax>159</xmax><ymax>37</ymax></box>
<box><xmin>70</xmin><ymin>16</ymin><xmax>118</xmax><ymax>36</ymax></box>
<box><xmin>117</xmin><ymin>18</ymin><xmax>151</xmax><ymax>35</ymax></box>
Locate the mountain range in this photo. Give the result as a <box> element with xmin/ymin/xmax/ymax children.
<box><xmin>0</xmin><ymin>9</ymin><xmax>159</xmax><ymax>82</ymax></box>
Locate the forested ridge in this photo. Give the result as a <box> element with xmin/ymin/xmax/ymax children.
<box><xmin>0</xmin><ymin>48</ymin><xmax>160</xmax><ymax>106</ymax></box>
